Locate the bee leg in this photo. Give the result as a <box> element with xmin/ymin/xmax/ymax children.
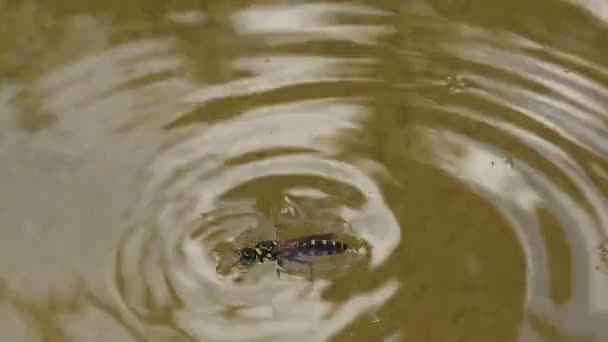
<box><xmin>273</xmin><ymin>221</ymin><xmax>284</xmax><ymax>241</ymax></box>
<box><xmin>308</xmin><ymin>263</ymin><xmax>314</xmax><ymax>281</ymax></box>
<box><xmin>276</xmin><ymin>259</ymin><xmax>284</xmax><ymax>279</ymax></box>
<box><xmin>270</xmin><ymin>206</ymin><xmax>282</xmax><ymax>241</ymax></box>
<box><xmin>273</xmin><ymin>224</ymin><xmax>280</xmax><ymax>241</ymax></box>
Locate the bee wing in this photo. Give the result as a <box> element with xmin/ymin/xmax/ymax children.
<box><xmin>281</xmin><ymin>233</ymin><xmax>338</xmax><ymax>247</ymax></box>
<box><xmin>277</xmin><ymin>245</ymin><xmax>366</xmax><ymax>279</ymax></box>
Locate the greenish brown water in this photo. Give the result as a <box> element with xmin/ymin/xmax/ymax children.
<box><xmin>2</xmin><ymin>0</ymin><xmax>608</xmax><ymax>341</ymax></box>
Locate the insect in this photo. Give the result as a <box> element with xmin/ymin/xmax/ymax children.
<box><xmin>233</xmin><ymin>232</ymin><xmax>352</xmax><ymax>280</ymax></box>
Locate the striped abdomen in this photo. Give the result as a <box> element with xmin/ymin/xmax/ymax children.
<box><xmin>285</xmin><ymin>238</ymin><xmax>349</xmax><ymax>258</ymax></box>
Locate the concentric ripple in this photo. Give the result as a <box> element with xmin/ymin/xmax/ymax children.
<box><xmin>4</xmin><ymin>0</ymin><xmax>608</xmax><ymax>341</ymax></box>
<box><xmin>116</xmin><ymin>98</ymin><xmax>401</xmax><ymax>341</ymax></box>
<box><xmin>113</xmin><ymin>1</ymin><xmax>608</xmax><ymax>340</ymax></box>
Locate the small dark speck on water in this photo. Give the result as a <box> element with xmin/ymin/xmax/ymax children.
<box><xmin>443</xmin><ymin>74</ymin><xmax>470</xmax><ymax>94</ymax></box>
<box><xmin>595</xmin><ymin>241</ymin><xmax>608</xmax><ymax>273</ymax></box>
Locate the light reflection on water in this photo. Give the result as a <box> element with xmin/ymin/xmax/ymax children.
<box><xmin>1</xmin><ymin>0</ymin><xmax>608</xmax><ymax>341</ymax></box>
<box><xmin>119</xmin><ymin>95</ymin><xmax>401</xmax><ymax>340</ymax></box>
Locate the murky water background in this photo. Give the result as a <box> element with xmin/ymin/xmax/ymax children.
<box><xmin>2</xmin><ymin>0</ymin><xmax>608</xmax><ymax>341</ymax></box>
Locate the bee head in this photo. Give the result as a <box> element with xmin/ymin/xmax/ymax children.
<box><xmin>238</xmin><ymin>247</ymin><xmax>260</xmax><ymax>266</ymax></box>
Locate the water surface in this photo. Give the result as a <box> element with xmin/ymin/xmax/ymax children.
<box><xmin>2</xmin><ymin>0</ymin><xmax>608</xmax><ymax>341</ymax></box>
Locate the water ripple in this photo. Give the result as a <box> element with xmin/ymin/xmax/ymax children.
<box><xmin>117</xmin><ymin>97</ymin><xmax>401</xmax><ymax>341</ymax></box>
<box><xmin>404</xmin><ymin>6</ymin><xmax>608</xmax><ymax>338</ymax></box>
<box><xmin>3</xmin><ymin>1</ymin><xmax>608</xmax><ymax>341</ymax></box>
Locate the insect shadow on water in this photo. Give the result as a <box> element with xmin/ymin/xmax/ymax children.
<box><xmin>225</xmin><ymin>209</ymin><xmax>364</xmax><ymax>281</ymax></box>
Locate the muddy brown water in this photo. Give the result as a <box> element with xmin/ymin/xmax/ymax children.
<box><xmin>2</xmin><ymin>0</ymin><xmax>608</xmax><ymax>341</ymax></box>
